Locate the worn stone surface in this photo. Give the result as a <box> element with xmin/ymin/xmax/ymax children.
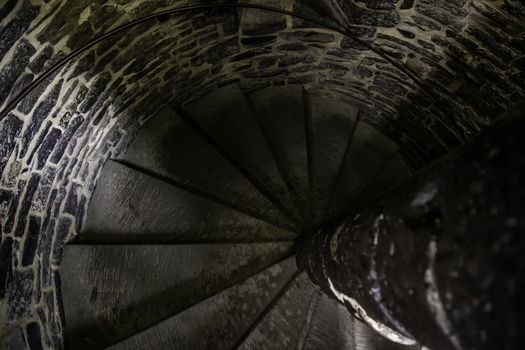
<box><xmin>107</xmin><ymin>257</ymin><xmax>298</xmax><ymax>350</ymax></box>
<box><xmin>238</xmin><ymin>272</ymin><xmax>318</xmax><ymax>349</ymax></box>
<box><xmin>83</xmin><ymin>160</ymin><xmax>297</xmax><ymax>242</ymax></box>
<box><xmin>119</xmin><ymin>105</ymin><xmax>296</xmax><ymax>231</ymax></box>
<box><xmin>61</xmin><ymin>242</ymin><xmax>293</xmax><ymax>349</ymax></box>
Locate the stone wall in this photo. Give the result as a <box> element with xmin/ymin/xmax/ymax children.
<box><xmin>316</xmin><ymin>0</ymin><xmax>524</xmax><ymax>159</ymax></box>
<box><xmin>0</xmin><ymin>0</ymin><xmax>523</xmax><ymax>348</ymax></box>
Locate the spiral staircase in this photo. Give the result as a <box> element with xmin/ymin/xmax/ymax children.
<box><xmin>59</xmin><ymin>84</ymin><xmax>418</xmax><ymax>349</ymax></box>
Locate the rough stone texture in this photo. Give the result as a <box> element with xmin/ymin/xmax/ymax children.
<box><xmin>297</xmin><ymin>105</ymin><xmax>525</xmax><ymax>350</ymax></box>
<box><xmin>332</xmin><ymin>0</ymin><xmax>525</xmax><ymax>150</ymax></box>
<box><xmin>0</xmin><ymin>0</ymin><xmax>523</xmax><ymax>348</ymax></box>
<box><xmin>61</xmin><ymin>243</ymin><xmax>293</xmax><ymax>349</ymax></box>
<box><xmin>106</xmin><ymin>257</ymin><xmax>299</xmax><ymax>350</ymax></box>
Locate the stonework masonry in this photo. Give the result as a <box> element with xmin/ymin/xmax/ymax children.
<box><xmin>0</xmin><ymin>0</ymin><xmax>523</xmax><ymax>348</ymax></box>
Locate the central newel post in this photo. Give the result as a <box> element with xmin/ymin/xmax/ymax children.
<box><xmin>296</xmin><ymin>104</ymin><xmax>525</xmax><ymax>350</ymax></box>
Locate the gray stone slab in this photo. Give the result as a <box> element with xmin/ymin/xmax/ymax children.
<box><xmin>123</xmin><ymin>105</ymin><xmax>295</xmax><ymax>230</ymax></box>
<box><xmin>247</xmin><ymin>85</ymin><xmax>310</xmax><ymax>223</ymax></box>
<box><xmin>238</xmin><ymin>272</ymin><xmax>318</xmax><ymax>350</ymax></box>
<box><xmin>82</xmin><ymin>160</ymin><xmax>296</xmax><ymax>243</ymax></box>
<box><xmin>327</xmin><ymin>121</ymin><xmax>399</xmax><ymax>219</ymax></box>
<box><xmin>301</xmin><ymin>292</ymin><xmax>356</xmax><ymax>350</ymax></box>
<box><xmin>306</xmin><ymin>92</ymin><xmax>359</xmax><ymax>225</ymax></box>
<box><xmin>108</xmin><ymin>257</ymin><xmax>298</xmax><ymax>350</ymax></box>
<box><xmin>61</xmin><ymin>242</ymin><xmax>293</xmax><ymax>349</ymax></box>
<box><xmin>183</xmin><ymin>84</ymin><xmax>302</xmax><ymax>225</ymax></box>
<box><xmin>302</xmin><ymin>292</ymin><xmax>422</xmax><ymax>350</ymax></box>
<box><xmin>353</xmin><ymin>153</ymin><xmax>412</xmax><ymax>210</ymax></box>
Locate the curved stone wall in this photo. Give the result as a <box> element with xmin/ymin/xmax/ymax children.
<box><xmin>0</xmin><ymin>0</ymin><xmax>523</xmax><ymax>348</ymax></box>
<box><xmin>333</xmin><ymin>0</ymin><xmax>525</xmax><ymax>132</ymax></box>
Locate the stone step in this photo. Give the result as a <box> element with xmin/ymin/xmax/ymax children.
<box><xmin>352</xmin><ymin>153</ymin><xmax>412</xmax><ymax>210</ymax></box>
<box><xmin>123</xmin><ymin>105</ymin><xmax>296</xmax><ymax>231</ymax></box>
<box><xmin>107</xmin><ymin>257</ymin><xmax>297</xmax><ymax>350</ymax></box>
<box><xmin>300</xmin><ymin>291</ymin><xmax>355</xmax><ymax>350</ymax></box>
<box><xmin>305</xmin><ymin>91</ymin><xmax>360</xmax><ymax>225</ymax></box>
<box><xmin>60</xmin><ymin>242</ymin><xmax>293</xmax><ymax>349</ymax></box>
<box><xmin>81</xmin><ymin>160</ymin><xmax>297</xmax><ymax>243</ymax></box>
<box><xmin>326</xmin><ymin>120</ymin><xmax>400</xmax><ymax>220</ymax></box>
<box><xmin>237</xmin><ymin>272</ymin><xmax>318</xmax><ymax>349</ymax></box>
<box><xmin>180</xmin><ymin>84</ymin><xmax>303</xmax><ymax>226</ymax></box>
<box><xmin>246</xmin><ymin>85</ymin><xmax>310</xmax><ymax>222</ymax></box>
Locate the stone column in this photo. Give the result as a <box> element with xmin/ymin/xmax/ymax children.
<box><xmin>297</xmin><ymin>103</ymin><xmax>525</xmax><ymax>350</ymax></box>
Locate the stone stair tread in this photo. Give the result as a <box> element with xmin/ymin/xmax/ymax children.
<box><xmin>327</xmin><ymin>121</ymin><xmax>399</xmax><ymax>220</ymax></box>
<box><xmin>247</xmin><ymin>85</ymin><xmax>310</xmax><ymax>220</ymax></box>
<box><xmin>181</xmin><ymin>84</ymin><xmax>302</xmax><ymax>225</ymax></box>
<box><xmin>61</xmin><ymin>242</ymin><xmax>293</xmax><ymax>349</ymax></box>
<box><xmin>123</xmin><ymin>105</ymin><xmax>295</xmax><ymax>230</ymax></box>
<box><xmin>82</xmin><ymin>160</ymin><xmax>297</xmax><ymax>242</ymax></box>
<box><xmin>237</xmin><ymin>272</ymin><xmax>318</xmax><ymax>350</ymax></box>
<box><xmin>306</xmin><ymin>92</ymin><xmax>359</xmax><ymax>225</ymax></box>
<box><xmin>301</xmin><ymin>291</ymin><xmax>355</xmax><ymax>350</ymax></box>
<box><xmin>354</xmin><ymin>318</ymin><xmax>422</xmax><ymax>350</ymax></box>
<box><xmin>107</xmin><ymin>257</ymin><xmax>298</xmax><ymax>350</ymax></box>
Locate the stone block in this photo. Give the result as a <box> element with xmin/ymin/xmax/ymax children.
<box><xmin>340</xmin><ymin>1</ymin><xmax>400</xmax><ymax>27</ymax></box>
<box><xmin>204</xmin><ymin>37</ymin><xmax>239</xmax><ymax>65</ymax></box>
<box><xmin>7</xmin><ymin>269</ymin><xmax>34</xmax><ymax>321</ymax></box>
<box><xmin>50</xmin><ymin>115</ymin><xmax>85</xmax><ymax>164</ymax></box>
<box><xmin>0</xmin><ymin>114</ymin><xmax>23</xmax><ymax>173</ymax></box>
<box><xmin>280</xmin><ymin>30</ymin><xmax>335</xmax><ymax>43</ymax></box>
<box><xmin>0</xmin><ymin>39</ymin><xmax>36</xmax><ymax>105</ymax></box>
<box><xmin>241</xmin><ymin>35</ymin><xmax>277</xmax><ymax>47</ymax></box>
<box><xmin>26</xmin><ymin>321</ymin><xmax>43</xmax><ymax>350</ymax></box>
<box><xmin>22</xmin><ymin>215</ymin><xmax>41</xmax><ymax>267</ymax></box>
<box><xmin>0</xmin><ymin>237</ymin><xmax>13</xmax><ymax>298</ymax></box>
<box><xmin>19</xmin><ymin>80</ymin><xmax>62</xmax><ymax>158</ymax></box>
<box><xmin>0</xmin><ymin>2</ymin><xmax>38</xmax><ymax>61</ymax></box>
<box><xmin>14</xmin><ymin>173</ymin><xmax>41</xmax><ymax>237</ymax></box>
<box><xmin>4</xmin><ymin>326</ymin><xmax>27</xmax><ymax>350</ymax></box>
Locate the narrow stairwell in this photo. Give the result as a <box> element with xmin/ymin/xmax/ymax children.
<box><xmin>60</xmin><ymin>84</ymin><xmax>416</xmax><ymax>349</ymax></box>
